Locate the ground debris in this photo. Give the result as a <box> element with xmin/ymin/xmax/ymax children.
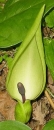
<box><xmin>32</xmin><ymin>97</ymin><xmax>50</xmax><ymax>125</ymax></box>
<box><xmin>0</xmin><ymin>61</ymin><xmax>8</xmax><ymax>91</ymax></box>
<box><xmin>0</xmin><ymin>91</ymin><xmax>16</xmax><ymax>121</ymax></box>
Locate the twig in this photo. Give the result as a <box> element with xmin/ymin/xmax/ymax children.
<box><xmin>44</xmin><ymin>89</ymin><xmax>54</xmax><ymax>109</ymax></box>
<box><xmin>46</xmin><ymin>88</ymin><xmax>54</xmax><ymax>98</ymax></box>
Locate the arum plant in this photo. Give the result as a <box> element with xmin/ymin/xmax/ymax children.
<box><xmin>6</xmin><ymin>5</ymin><xmax>46</xmax><ymax>123</ymax></box>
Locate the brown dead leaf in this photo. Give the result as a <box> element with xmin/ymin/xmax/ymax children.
<box><xmin>32</xmin><ymin>97</ymin><xmax>50</xmax><ymax>125</ymax></box>
<box><xmin>47</xmin><ymin>84</ymin><xmax>54</xmax><ymax>94</ymax></box>
<box><xmin>48</xmin><ymin>73</ymin><xmax>53</xmax><ymax>85</ymax></box>
<box><xmin>47</xmin><ymin>70</ymin><xmax>54</xmax><ymax>93</ymax></box>
<box><xmin>0</xmin><ymin>61</ymin><xmax>8</xmax><ymax>91</ymax></box>
<box><xmin>32</xmin><ymin>102</ymin><xmax>45</xmax><ymax>124</ymax></box>
<box><xmin>0</xmin><ymin>91</ymin><xmax>16</xmax><ymax>120</ymax></box>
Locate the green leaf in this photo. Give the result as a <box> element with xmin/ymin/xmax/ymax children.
<box><xmin>0</xmin><ymin>0</ymin><xmax>54</xmax><ymax>48</ymax></box>
<box><xmin>0</xmin><ymin>51</ymin><xmax>13</xmax><ymax>68</ymax></box>
<box><xmin>42</xmin><ymin>119</ymin><xmax>54</xmax><ymax>130</ymax></box>
<box><xmin>3</xmin><ymin>54</ymin><xmax>13</xmax><ymax>68</ymax></box>
<box><xmin>0</xmin><ymin>0</ymin><xmax>6</xmax><ymax>2</ymax></box>
<box><xmin>0</xmin><ymin>120</ymin><xmax>31</xmax><ymax>130</ymax></box>
<box><xmin>44</xmin><ymin>38</ymin><xmax>54</xmax><ymax>79</ymax></box>
<box><xmin>45</xmin><ymin>9</ymin><xmax>54</xmax><ymax>27</ymax></box>
<box><xmin>0</xmin><ymin>55</ymin><xmax>3</xmax><ymax>62</ymax></box>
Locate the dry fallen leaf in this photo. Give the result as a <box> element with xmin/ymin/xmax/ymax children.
<box><xmin>32</xmin><ymin>98</ymin><xmax>50</xmax><ymax>125</ymax></box>
<box><xmin>0</xmin><ymin>91</ymin><xmax>16</xmax><ymax>120</ymax></box>
<box><xmin>32</xmin><ymin>102</ymin><xmax>45</xmax><ymax>124</ymax></box>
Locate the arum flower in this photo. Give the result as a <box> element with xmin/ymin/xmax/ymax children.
<box><xmin>6</xmin><ymin>5</ymin><xmax>46</xmax><ymax>123</ymax></box>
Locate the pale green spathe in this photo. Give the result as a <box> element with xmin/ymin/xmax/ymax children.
<box><xmin>6</xmin><ymin>5</ymin><xmax>46</xmax><ymax>102</ymax></box>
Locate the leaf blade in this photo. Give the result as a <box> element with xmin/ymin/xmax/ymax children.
<box><xmin>0</xmin><ymin>120</ymin><xmax>31</xmax><ymax>130</ymax></box>
<box><xmin>42</xmin><ymin>119</ymin><xmax>54</xmax><ymax>130</ymax></box>
<box><xmin>44</xmin><ymin>38</ymin><xmax>54</xmax><ymax>79</ymax></box>
<box><xmin>45</xmin><ymin>9</ymin><xmax>54</xmax><ymax>28</ymax></box>
<box><xmin>0</xmin><ymin>0</ymin><xmax>54</xmax><ymax>48</ymax></box>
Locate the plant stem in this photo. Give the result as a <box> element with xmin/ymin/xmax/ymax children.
<box><xmin>44</xmin><ymin>89</ymin><xmax>54</xmax><ymax>109</ymax></box>
<box><xmin>46</xmin><ymin>88</ymin><xmax>54</xmax><ymax>98</ymax></box>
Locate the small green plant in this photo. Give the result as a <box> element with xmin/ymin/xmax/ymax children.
<box><xmin>0</xmin><ymin>0</ymin><xmax>54</xmax><ymax>128</ymax></box>
<box><xmin>6</xmin><ymin>5</ymin><xmax>46</xmax><ymax>123</ymax></box>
